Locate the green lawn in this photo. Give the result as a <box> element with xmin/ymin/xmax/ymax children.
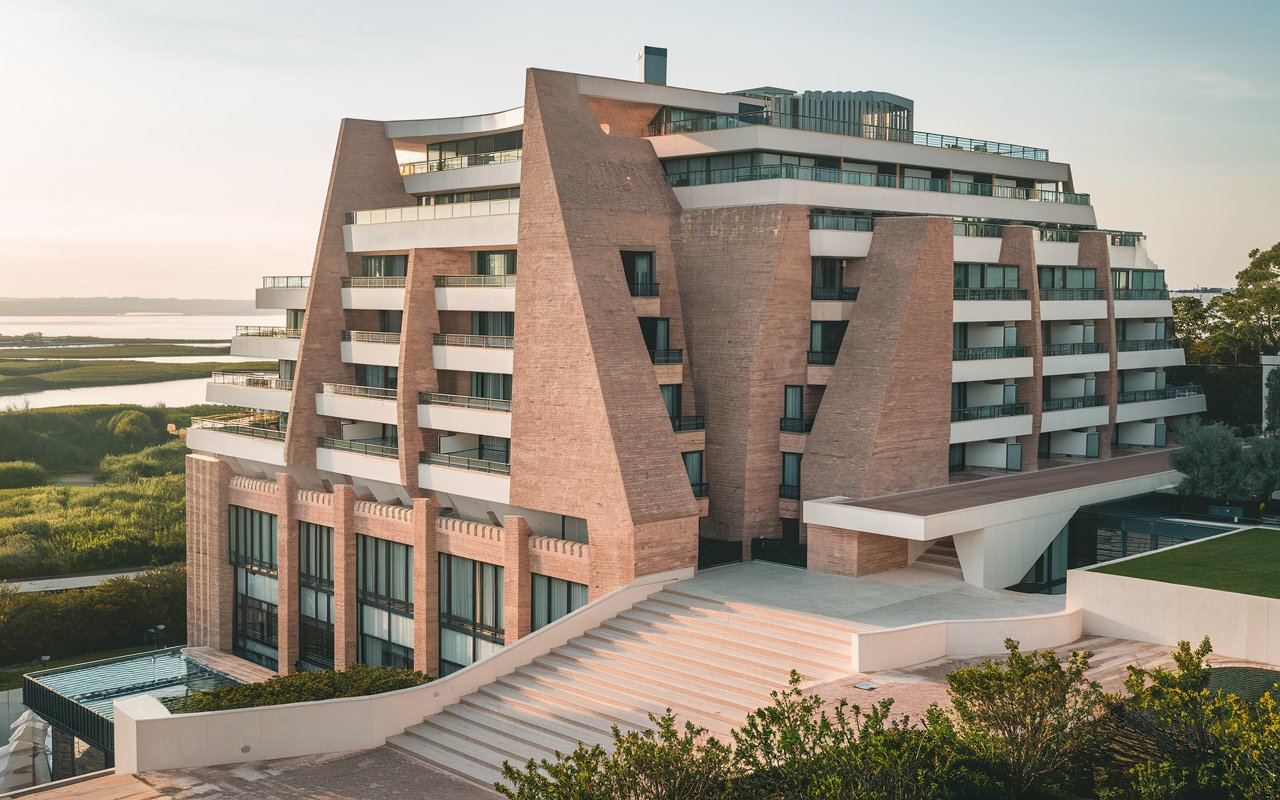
<box><xmin>1093</xmin><ymin>527</ymin><xmax>1280</xmax><ymax>598</ymax></box>
<box><xmin>0</xmin><ymin>645</ymin><xmax>156</xmax><ymax>690</ymax></box>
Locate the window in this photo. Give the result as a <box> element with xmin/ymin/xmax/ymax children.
<box><xmin>639</xmin><ymin>317</ymin><xmax>670</xmax><ymax>352</ymax></box>
<box><xmin>783</xmin><ymin>386</ymin><xmax>803</xmax><ymax>421</ymax></box>
<box><xmin>781</xmin><ymin>452</ymin><xmax>801</xmax><ymax>498</ymax></box>
<box><xmin>476</xmin><ymin>250</ymin><xmax>516</xmax><ymax>276</ymax></box>
<box><xmin>471</xmin><ymin>372</ymin><xmax>512</xmax><ymax>401</ymax></box>
<box><xmin>531</xmin><ymin>574</ymin><xmax>589</xmax><ymax>631</ymax></box>
<box><xmin>472</xmin><ymin>311</ymin><xmax>514</xmax><ymax>337</ymax></box>
<box><xmin>559</xmin><ymin>516</ymin><xmax>589</xmax><ymax>544</ymax></box>
<box><xmin>278</xmin><ymin>359</ymin><xmax>296</xmax><ymax>381</ymax></box>
<box><xmin>954</xmin><ymin>263</ymin><xmax>1019</xmax><ymax>288</ymax></box>
<box><xmin>810</xmin><ymin>321</ymin><xmax>848</xmax><ymax>357</ymax></box>
<box><xmin>286</xmin><ymin>309</ymin><xmax>304</xmax><ymax>329</ymax></box>
<box><xmin>952</xmin><ymin>324</ymin><xmax>968</xmax><ymax>349</ymax></box>
<box><xmin>355</xmin><ymin>364</ymin><xmax>398</xmax><ymax>390</ymax></box>
<box><xmin>426</xmin><ymin>131</ymin><xmax>523</xmax><ymax>163</ymax></box>
<box><xmin>1038</xmin><ymin>266</ymin><xmax>1096</xmax><ymax>289</ymax></box>
<box><xmin>951</xmin><ymin>383</ymin><xmax>967</xmax><ymax>410</ymax></box>
<box><xmin>949</xmin><ymin>443</ymin><xmax>966</xmax><ymax>471</ymax></box>
<box><xmin>811</xmin><ymin>258</ymin><xmax>843</xmax><ymax>289</ymax></box>
<box><xmin>229</xmin><ymin>506</ymin><xmax>279</xmax><ymax>669</ymax></box>
<box><xmin>660</xmin><ymin>384</ymin><xmax>682</xmax><ymax>419</ymax></box>
<box><xmin>420</xmin><ymin>187</ymin><xmax>520</xmax><ymax>206</ymax></box>
<box><xmin>683</xmin><ymin>451</ymin><xmax>705</xmax><ymax>497</ymax></box>
<box><xmin>362</xmin><ymin>255</ymin><xmax>407</xmax><ymax>277</ymax></box>
<box><xmin>478</xmin><ymin>435</ymin><xmax>510</xmax><ymax>464</ymax></box>
<box><xmin>377</xmin><ymin>310</ymin><xmax>403</xmax><ymax>333</ymax></box>
<box><xmin>229</xmin><ymin>506</ymin><xmax>278</xmax><ymax>570</ymax></box>
<box><xmin>621</xmin><ymin>252</ymin><xmax>656</xmax><ymax>295</ymax></box>
<box><xmin>356</xmin><ymin>535</ymin><xmax>414</xmax><ymax>669</ymax></box>
<box><xmin>439</xmin><ymin>554</ymin><xmax>505</xmax><ymax>676</ymax></box>
<box><xmin>299</xmin><ymin>522</ymin><xmax>334</xmax><ymax>670</ymax></box>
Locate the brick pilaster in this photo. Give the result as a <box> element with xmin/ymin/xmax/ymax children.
<box><xmin>412</xmin><ymin>497</ymin><xmax>439</xmax><ymax>675</ymax></box>
<box><xmin>275</xmin><ymin>473</ymin><xmax>300</xmax><ymax>674</ymax></box>
<box><xmin>503</xmin><ymin>515</ymin><xmax>533</xmax><ymax>645</ymax></box>
<box><xmin>185</xmin><ymin>455</ymin><xmax>234</xmax><ymax>651</ymax></box>
<box><xmin>332</xmin><ymin>484</ymin><xmax>358</xmax><ymax>669</ymax></box>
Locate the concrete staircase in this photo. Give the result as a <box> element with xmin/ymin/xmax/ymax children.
<box><xmin>388</xmin><ymin>587</ymin><xmax>858</xmax><ymax>789</ymax></box>
<box><xmin>914</xmin><ymin>536</ymin><xmax>962</xmax><ymax>576</ymax></box>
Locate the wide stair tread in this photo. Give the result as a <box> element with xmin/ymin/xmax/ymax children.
<box><xmin>603</xmin><ymin>616</ymin><xmax>848</xmax><ymax>677</ymax></box>
<box><xmin>535</xmin><ymin>651</ymin><xmax>763</xmax><ymax>716</ymax></box>
<box><xmin>477</xmin><ymin>682</ymin><xmax>645</xmax><ymax>743</ymax></box>
<box><xmin>410</xmin><ymin>709</ymin><xmax>564</xmax><ymax>765</ymax></box>
<box><xmin>387</xmin><ymin>731</ymin><xmax>504</xmax><ymax>790</ymax></box>
<box><xmin>493</xmin><ymin>673</ymin><xmax>657</xmax><ymax>732</ymax></box>
<box><xmin>626</xmin><ymin>601</ymin><xmax>852</xmax><ymax>661</ymax></box>
<box><xmin>580</xmin><ymin>627</ymin><xmax>795</xmax><ymax>685</ymax></box>
<box><xmin>460</xmin><ymin>692</ymin><xmax>617</xmax><ymax>753</ymax></box>
<box><xmin>646</xmin><ymin>591</ymin><xmax>861</xmax><ymax>642</ymax></box>
<box><xmin>556</xmin><ymin>640</ymin><xmax>777</xmax><ymax>704</ymax></box>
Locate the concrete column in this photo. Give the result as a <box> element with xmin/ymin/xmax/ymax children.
<box><xmin>275</xmin><ymin>473</ymin><xmax>300</xmax><ymax>674</ymax></box>
<box><xmin>412</xmin><ymin>496</ymin><xmax>439</xmax><ymax>675</ymax></box>
<box><xmin>331</xmin><ymin>484</ymin><xmax>358</xmax><ymax>669</ymax></box>
<box><xmin>502</xmin><ymin>515</ymin><xmax>533</xmax><ymax>645</ymax></box>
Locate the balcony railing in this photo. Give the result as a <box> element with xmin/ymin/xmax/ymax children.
<box><xmin>1042</xmin><ymin>395</ymin><xmax>1106</xmax><ymax>412</ymax></box>
<box><xmin>342</xmin><ymin>276</ymin><xmax>406</xmax><ymax>288</ymax></box>
<box><xmin>811</xmin><ymin>286</ymin><xmax>860</xmax><ymax>301</ymax></box>
<box><xmin>1039</xmin><ymin>288</ymin><xmax>1105</xmax><ymax>301</ymax></box>
<box><xmin>1114</xmin><ymin>288</ymin><xmax>1170</xmax><ymax>301</ymax></box>
<box><xmin>952</xmin><ymin>345</ymin><xmax>1027</xmax><ymax>361</ymax></box>
<box><xmin>951</xmin><ymin>403</ymin><xmax>1029</xmax><ymax>422</ymax></box>
<box><xmin>190</xmin><ymin>412</ymin><xmax>286</xmax><ymax>440</ymax></box>
<box><xmin>421</xmin><ymin>450</ymin><xmax>511</xmax><ymax>475</ymax></box>
<box><xmin>779</xmin><ymin>483</ymin><xmax>800</xmax><ymax>500</ymax></box>
<box><xmin>649</xmin><ymin>349</ymin><xmax>683</xmax><ymax>364</ymax></box>
<box><xmin>1118</xmin><ymin>385</ymin><xmax>1203</xmax><ymax>404</ymax></box>
<box><xmin>318</xmin><ymin>437</ymin><xmax>398</xmax><ymax>458</ymax></box>
<box><xmin>1117</xmin><ymin>339</ymin><xmax>1181</xmax><ymax>352</ymax></box>
<box><xmin>262</xmin><ymin>276</ymin><xmax>310</xmax><ymax>289</ymax></box>
<box><xmin>434</xmin><ymin>275</ymin><xmax>516</xmax><ymax>287</ymax></box>
<box><xmin>779</xmin><ymin>416</ymin><xmax>814</xmax><ymax>433</ymax></box>
<box><xmin>954</xmin><ymin>222</ymin><xmax>1003</xmax><ymax>238</ymax></box>
<box><xmin>346</xmin><ymin>198</ymin><xmax>519</xmax><ymax>225</ymax></box>
<box><xmin>671</xmin><ymin>415</ymin><xmax>705</xmax><ymax>432</ymax></box>
<box><xmin>690</xmin><ymin>482</ymin><xmax>709</xmax><ymax>498</ymax></box>
<box><xmin>419</xmin><ymin>392</ymin><xmax>511</xmax><ymax>412</ymax></box>
<box><xmin>953</xmin><ymin>288</ymin><xmax>1029</xmax><ymax>301</ymax></box>
<box><xmin>1044</xmin><ymin>341</ymin><xmax>1108</xmax><ymax>356</ymax></box>
<box><xmin>322</xmin><ymin>383</ymin><xmax>397</xmax><ymax>400</ymax></box>
<box><xmin>210</xmin><ymin>372</ymin><xmax>294</xmax><ymax>391</ymax></box>
<box><xmin>433</xmin><ymin>333</ymin><xmax>514</xmax><ymax>349</ymax></box>
<box><xmin>343</xmin><ymin>330</ymin><xmax>402</xmax><ymax>345</ymax></box>
<box><xmin>398</xmin><ymin>148</ymin><xmax>522</xmax><ymax>176</ymax></box>
<box><xmin>807</xmin><ymin>350</ymin><xmax>839</xmax><ymax>365</ymax></box>
<box><xmin>1110</xmin><ymin>233</ymin><xmax>1141</xmax><ymax>247</ymax></box>
<box><xmin>647</xmin><ymin>111</ymin><xmax>1049</xmax><ymax>160</ymax></box>
<box><xmin>1038</xmin><ymin>229</ymin><xmax>1080</xmax><ymax>243</ymax></box>
<box><xmin>235</xmin><ymin>326</ymin><xmax>301</xmax><ymax>338</ymax></box>
<box><xmin>664</xmin><ymin>164</ymin><xmax>1088</xmax><ymax>204</ymax></box>
<box><xmin>809</xmin><ymin>213</ymin><xmax>874</xmax><ymax>232</ymax></box>
<box><xmin>629</xmin><ymin>282</ymin><xmax>660</xmax><ymax>297</ymax></box>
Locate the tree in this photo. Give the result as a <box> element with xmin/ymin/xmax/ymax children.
<box><xmin>1169</xmin><ymin>420</ymin><xmax>1260</xmax><ymax>500</ymax></box>
<box><xmin>1172</xmin><ymin>296</ymin><xmax>1211</xmax><ymax>362</ymax></box>
<box><xmin>1266</xmin><ymin>368</ymin><xmax>1280</xmax><ymax>434</ymax></box>
<box><xmin>107</xmin><ymin>409</ymin><xmax>156</xmax><ymax>451</ymax></box>
<box><xmin>946</xmin><ymin>639</ymin><xmax>1107</xmax><ymax>800</ymax></box>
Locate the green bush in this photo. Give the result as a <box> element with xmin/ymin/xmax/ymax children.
<box><xmin>0</xmin><ymin>461</ymin><xmax>47</xmax><ymax>489</ymax></box>
<box><xmin>0</xmin><ymin>404</ymin><xmax>219</xmax><ymax>472</ymax></box>
<box><xmin>99</xmin><ymin>440</ymin><xmax>188</xmax><ymax>482</ymax></box>
<box><xmin>0</xmin><ymin>565</ymin><xmax>186</xmax><ymax>666</ymax></box>
<box><xmin>170</xmin><ymin>664</ymin><xmax>432</xmax><ymax>713</ymax></box>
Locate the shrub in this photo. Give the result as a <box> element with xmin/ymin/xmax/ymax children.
<box><xmin>99</xmin><ymin>440</ymin><xmax>188</xmax><ymax>482</ymax></box>
<box><xmin>0</xmin><ymin>461</ymin><xmax>47</xmax><ymax>489</ymax></box>
<box><xmin>170</xmin><ymin>664</ymin><xmax>432</xmax><ymax>713</ymax></box>
<box><xmin>0</xmin><ymin>565</ymin><xmax>186</xmax><ymax>666</ymax></box>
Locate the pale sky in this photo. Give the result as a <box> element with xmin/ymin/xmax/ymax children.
<box><xmin>1</xmin><ymin>0</ymin><xmax>1276</xmax><ymax>299</ymax></box>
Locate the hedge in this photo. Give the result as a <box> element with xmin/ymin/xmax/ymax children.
<box><xmin>0</xmin><ymin>461</ymin><xmax>47</xmax><ymax>489</ymax></box>
<box><xmin>0</xmin><ymin>564</ymin><xmax>186</xmax><ymax>666</ymax></box>
<box><xmin>168</xmin><ymin>664</ymin><xmax>432</xmax><ymax>713</ymax></box>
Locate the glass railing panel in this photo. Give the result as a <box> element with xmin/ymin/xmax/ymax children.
<box><xmin>670</xmin><ymin>415</ymin><xmax>705</xmax><ymax>431</ymax></box>
<box><xmin>1038</xmin><ymin>229</ymin><xmax>1080</xmax><ymax>243</ymax></box>
<box><xmin>779</xmin><ymin>483</ymin><xmax>801</xmax><ymax>500</ymax></box>
<box><xmin>810</xmin><ymin>214</ymin><xmax>874</xmax><ymax>232</ymax></box>
<box><xmin>398</xmin><ymin>148</ymin><xmax>522</xmax><ymax>176</ymax></box>
<box><xmin>807</xmin><ymin>350</ymin><xmax>839</xmax><ymax>365</ymax></box>
<box><xmin>1114</xmin><ymin>289</ymin><xmax>1171</xmax><ymax>301</ymax></box>
<box><xmin>1117</xmin><ymin>385</ymin><xmax>1203</xmax><ymax>404</ymax></box>
<box><xmin>1117</xmin><ymin>339</ymin><xmax>1180</xmax><ymax>352</ymax></box>
<box><xmin>954</xmin><ymin>222</ymin><xmax>1003</xmax><ymax>237</ymax></box>
<box><xmin>649</xmin><ymin>348</ymin><xmax>683</xmax><ymax>364</ymax></box>
<box><xmin>347</xmin><ymin>197</ymin><xmax>520</xmax><ymax>225</ymax></box>
<box><xmin>190</xmin><ymin>412</ymin><xmax>287</xmax><ymax>440</ymax></box>
<box><xmin>779</xmin><ymin>417</ymin><xmax>815</xmax><ymax>433</ymax></box>
<box><xmin>691</xmin><ymin>482</ymin><xmax>709</xmax><ymax>498</ymax></box>
<box><xmin>628</xmin><ymin>282</ymin><xmax>660</xmax><ymax>297</ymax></box>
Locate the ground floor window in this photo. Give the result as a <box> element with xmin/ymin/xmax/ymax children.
<box><xmin>439</xmin><ymin>553</ymin><xmax>504</xmax><ymax>676</ymax></box>
<box><xmin>531</xmin><ymin>574</ymin><xmax>588</xmax><ymax>631</ymax></box>
<box><xmin>233</xmin><ymin>566</ymin><xmax>279</xmax><ymax>669</ymax></box>
<box><xmin>358</xmin><ymin>604</ymin><xmax>414</xmax><ymax>668</ymax></box>
<box><xmin>356</xmin><ymin>535</ymin><xmax>414</xmax><ymax>669</ymax></box>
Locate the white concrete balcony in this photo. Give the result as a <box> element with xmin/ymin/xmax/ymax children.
<box><xmin>186</xmin><ymin>413</ymin><xmax>286</xmax><ymax>466</ymax></box>
<box><xmin>345</xmin><ymin>199</ymin><xmax>519</xmax><ymax>252</ymax></box>
<box><xmin>1116</xmin><ymin>386</ymin><xmax>1206</xmax><ymax>423</ymax></box>
<box><xmin>316</xmin><ymin>438</ymin><xmax>402</xmax><ymax>485</ymax></box>
<box><xmin>230</xmin><ymin>326</ymin><xmax>300</xmax><ymax>360</ymax></box>
<box><xmin>1038</xmin><ymin>288</ymin><xmax>1107</xmax><ymax>321</ymax></box>
<box><xmin>401</xmin><ymin>155</ymin><xmax>521</xmax><ymax>195</ymax></box>
<box><xmin>1041</xmin><ymin>343</ymin><xmax>1110</xmax><ymax>376</ymax></box>
<box><xmin>256</xmin><ymin>277</ymin><xmax>310</xmax><ymax>310</ymax></box>
<box><xmin>340</xmin><ymin>331</ymin><xmax>401</xmax><ymax>368</ymax></box>
<box><xmin>434</xmin><ymin>275</ymin><xmax>516</xmax><ymax>312</ymax></box>
<box><xmin>953</xmin><ymin>290</ymin><xmax>1032</xmax><ymax>323</ymax></box>
<box><xmin>206</xmin><ymin>372</ymin><xmax>293</xmax><ymax>413</ymax></box>
<box><xmin>1040</xmin><ymin>396</ymin><xmax>1109</xmax><ymax>433</ymax></box>
<box><xmin>951</xmin><ymin>347</ymin><xmax>1032</xmax><ymax>382</ymax></box>
<box><xmin>419</xmin><ymin>451</ymin><xmax>511</xmax><ymax>504</ymax></box>
<box><xmin>949</xmin><ymin>404</ymin><xmax>1033</xmax><ymax>444</ymax></box>
<box><xmin>1113</xmin><ymin>290</ymin><xmax>1173</xmax><ymax>319</ymax></box>
<box><xmin>1033</xmin><ymin>239</ymin><xmax>1079</xmax><ymax>266</ymax></box>
<box><xmin>417</xmin><ymin>393</ymin><xmax>511</xmax><ymax>438</ymax></box>
<box><xmin>952</xmin><ymin>235</ymin><xmax>1003</xmax><ymax>264</ymax></box>
<box><xmin>316</xmin><ymin>384</ymin><xmax>398</xmax><ymax>425</ymax></box>
<box><xmin>431</xmin><ymin>334</ymin><xmax>514</xmax><ymax>374</ymax></box>
<box><xmin>340</xmin><ymin>277</ymin><xmax>406</xmax><ymax>311</ymax></box>
<box><xmin>808</xmin><ymin>228</ymin><xmax>871</xmax><ymax>258</ymax></box>
<box><xmin>1116</xmin><ymin>340</ymin><xmax>1186</xmax><ymax>370</ymax></box>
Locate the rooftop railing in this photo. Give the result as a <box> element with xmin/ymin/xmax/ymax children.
<box><xmin>234</xmin><ymin>326</ymin><xmax>301</xmax><ymax>338</ymax></box>
<box><xmin>809</xmin><ymin>213</ymin><xmax>874</xmax><ymax>232</ymax></box>
<box><xmin>1038</xmin><ymin>229</ymin><xmax>1080</xmax><ymax>243</ymax></box>
<box><xmin>342</xmin><ymin>330</ymin><xmax>401</xmax><ymax>345</ymax></box>
<box><xmin>318</xmin><ymin>437</ymin><xmax>399</xmax><ymax>458</ymax></box>
<box><xmin>1117</xmin><ymin>339</ymin><xmax>1181</xmax><ymax>352</ymax></box>
<box><xmin>1044</xmin><ymin>341</ymin><xmax>1108</xmax><ymax>356</ymax></box>
<box><xmin>322</xmin><ymin>383</ymin><xmax>397</xmax><ymax>400</ymax></box>
<box><xmin>342</xmin><ymin>276</ymin><xmax>406</xmax><ymax>288</ymax></box>
<box><xmin>671</xmin><ymin>415</ymin><xmax>705</xmax><ymax>431</ymax></box>
<box><xmin>433</xmin><ymin>333</ymin><xmax>514</xmax><ymax>349</ymax></box>
<box><xmin>421</xmin><ymin>449</ymin><xmax>511</xmax><ymax>475</ymax></box>
<box><xmin>646</xmin><ymin>111</ymin><xmax>1049</xmax><ymax>160</ymax></box>
<box><xmin>1114</xmin><ymin>288</ymin><xmax>1171</xmax><ymax>301</ymax></box>
<box><xmin>346</xmin><ymin>198</ymin><xmax>519</xmax><ymax>225</ymax></box>
<box><xmin>434</xmin><ymin>275</ymin><xmax>516</xmax><ymax>287</ymax></box>
<box><xmin>952</xmin><ymin>345</ymin><xmax>1027</xmax><ymax>360</ymax></box>
<box><xmin>398</xmin><ymin>148</ymin><xmax>522</xmax><ymax>176</ymax></box>
<box><xmin>262</xmin><ymin>276</ymin><xmax>310</xmax><ymax>289</ymax></box>
<box><xmin>650</xmin><ymin>348</ymin><xmax>683</xmax><ymax>364</ymax></box>
<box><xmin>953</xmin><ymin>288</ymin><xmax>1029</xmax><ymax>301</ymax></box>
<box><xmin>954</xmin><ymin>221</ymin><xmax>1003</xmax><ymax>238</ymax></box>
<box><xmin>1118</xmin><ymin>385</ymin><xmax>1203</xmax><ymax>404</ymax></box>
<box><xmin>1110</xmin><ymin>233</ymin><xmax>1141</xmax><ymax>247</ymax></box>
<box><xmin>419</xmin><ymin>392</ymin><xmax>511</xmax><ymax>412</ymax></box>
<box><xmin>811</xmin><ymin>286</ymin><xmax>860</xmax><ymax>301</ymax></box>
<box><xmin>210</xmin><ymin>371</ymin><xmax>294</xmax><ymax>391</ymax></box>
<box><xmin>951</xmin><ymin>403</ymin><xmax>1029</xmax><ymax>422</ymax></box>
<box><xmin>1040</xmin><ymin>288</ymin><xmax>1105</xmax><ymax>301</ymax></box>
<box><xmin>779</xmin><ymin>416</ymin><xmax>815</xmax><ymax>433</ymax></box>
<box><xmin>190</xmin><ymin>412</ymin><xmax>286</xmax><ymax>440</ymax></box>
<box><xmin>1043</xmin><ymin>395</ymin><xmax>1106</xmax><ymax>412</ymax></box>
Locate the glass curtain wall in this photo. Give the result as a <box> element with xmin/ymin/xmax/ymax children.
<box><xmin>439</xmin><ymin>554</ymin><xmax>505</xmax><ymax>676</ymax></box>
<box><xmin>471</xmin><ymin>372</ymin><xmax>512</xmax><ymax>401</ymax></box>
<box><xmin>531</xmin><ymin>574</ymin><xmax>589</xmax><ymax>631</ymax></box>
<box><xmin>356</xmin><ymin>535</ymin><xmax>415</xmax><ymax>668</ymax></box>
<box><xmin>298</xmin><ymin>521</ymin><xmax>334</xmax><ymax>670</ymax></box>
<box><xmin>362</xmin><ymin>255</ymin><xmax>408</xmax><ymax>277</ymax></box>
<box><xmin>476</xmin><ymin>250</ymin><xmax>517</xmax><ymax>276</ymax></box>
<box><xmin>472</xmin><ymin>312</ymin><xmax>515</xmax><ymax>336</ymax></box>
<box><xmin>229</xmin><ymin>505</ymin><xmax>279</xmax><ymax>670</ymax></box>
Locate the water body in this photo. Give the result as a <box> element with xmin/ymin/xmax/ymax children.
<box><xmin>8</xmin><ymin>355</ymin><xmax>262</xmax><ymax>364</ymax></box>
<box><xmin>0</xmin><ymin>378</ymin><xmax>215</xmax><ymax>410</ymax></box>
<box><xmin>0</xmin><ymin>312</ymin><xmax>283</xmax><ymax>341</ymax></box>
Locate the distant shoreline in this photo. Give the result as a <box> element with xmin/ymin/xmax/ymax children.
<box><xmin>0</xmin><ymin>297</ymin><xmax>262</xmax><ymax>316</ymax></box>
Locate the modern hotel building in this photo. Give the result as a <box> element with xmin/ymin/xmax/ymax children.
<box><xmin>185</xmin><ymin>51</ymin><xmax>1204</xmax><ymax>678</ymax></box>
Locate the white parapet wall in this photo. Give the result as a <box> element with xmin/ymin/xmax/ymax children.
<box><xmin>113</xmin><ymin>567</ymin><xmax>694</xmax><ymax>775</ymax></box>
<box><xmin>851</xmin><ymin>609</ymin><xmax>1083</xmax><ymax>673</ymax></box>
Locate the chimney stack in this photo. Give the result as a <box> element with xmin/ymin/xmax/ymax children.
<box><xmin>637</xmin><ymin>46</ymin><xmax>667</xmax><ymax>85</ymax></box>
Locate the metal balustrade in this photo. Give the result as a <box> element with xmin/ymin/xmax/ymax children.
<box><xmin>433</xmin><ymin>275</ymin><xmax>516</xmax><ymax>287</ymax></box>
<box><xmin>1042</xmin><ymin>395</ymin><xmax>1106</xmax><ymax>411</ymax></box>
<box><xmin>811</xmin><ymin>286</ymin><xmax>860</xmax><ymax>301</ymax></box>
<box><xmin>261</xmin><ymin>276</ymin><xmax>310</xmax><ymax>288</ymax></box>
<box><xmin>779</xmin><ymin>417</ymin><xmax>815</xmax><ymax>433</ymax></box>
<box><xmin>1038</xmin><ymin>229</ymin><xmax>1080</xmax><ymax>243</ymax></box>
<box><xmin>1118</xmin><ymin>385</ymin><xmax>1203</xmax><ymax>404</ymax></box>
<box><xmin>953</xmin><ymin>288</ymin><xmax>1029</xmax><ymax>301</ymax></box>
<box><xmin>343</xmin><ymin>330</ymin><xmax>402</xmax><ymax>345</ymax></box>
<box><xmin>433</xmin><ymin>333</ymin><xmax>514</xmax><ymax>348</ymax></box>
<box><xmin>1117</xmin><ymin>339</ymin><xmax>1181</xmax><ymax>352</ymax></box>
<box><xmin>954</xmin><ymin>222</ymin><xmax>1003</xmax><ymax>237</ymax></box>
<box><xmin>690</xmin><ymin>482</ymin><xmax>709</xmax><ymax>498</ymax></box>
<box><xmin>210</xmin><ymin>372</ymin><xmax>294</xmax><ymax>391</ymax></box>
<box><xmin>190</xmin><ymin>413</ymin><xmax>286</xmax><ymax>440</ymax></box>
<box><xmin>346</xmin><ymin>198</ymin><xmax>520</xmax><ymax>225</ymax></box>
<box><xmin>234</xmin><ymin>326</ymin><xmax>301</xmax><ymax>338</ymax></box>
<box><xmin>1039</xmin><ymin>288</ymin><xmax>1105</xmax><ymax>301</ymax></box>
<box><xmin>671</xmin><ymin>415</ymin><xmax>705</xmax><ymax>431</ymax></box>
<box><xmin>419</xmin><ymin>392</ymin><xmax>511</xmax><ymax>412</ymax></box>
<box><xmin>649</xmin><ymin>348</ymin><xmax>683</xmax><ymax>364</ymax></box>
<box><xmin>810</xmin><ymin>214</ymin><xmax>874</xmax><ymax>232</ymax></box>
<box><xmin>951</xmin><ymin>403</ymin><xmax>1029</xmax><ymax>422</ymax></box>
<box><xmin>341</xmin><ymin>276</ymin><xmax>407</xmax><ymax>288</ymax></box>
<box><xmin>779</xmin><ymin>483</ymin><xmax>801</xmax><ymax>500</ymax></box>
<box><xmin>398</xmin><ymin>148</ymin><xmax>522</xmax><ymax>175</ymax></box>
<box><xmin>629</xmin><ymin>282</ymin><xmax>660</xmax><ymax>297</ymax></box>
<box><xmin>322</xmin><ymin>383</ymin><xmax>397</xmax><ymax>400</ymax></box>
<box><xmin>318</xmin><ymin>437</ymin><xmax>399</xmax><ymax>458</ymax></box>
<box><xmin>1044</xmin><ymin>341</ymin><xmax>1108</xmax><ymax>356</ymax></box>
<box><xmin>1114</xmin><ymin>288</ymin><xmax>1171</xmax><ymax>301</ymax></box>
<box><xmin>807</xmin><ymin>350</ymin><xmax>839</xmax><ymax>365</ymax></box>
<box><xmin>421</xmin><ymin>449</ymin><xmax>511</xmax><ymax>474</ymax></box>
<box><xmin>952</xmin><ymin>345</ymin><xmax>1027</xmax><ymax>360</ymax></box>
